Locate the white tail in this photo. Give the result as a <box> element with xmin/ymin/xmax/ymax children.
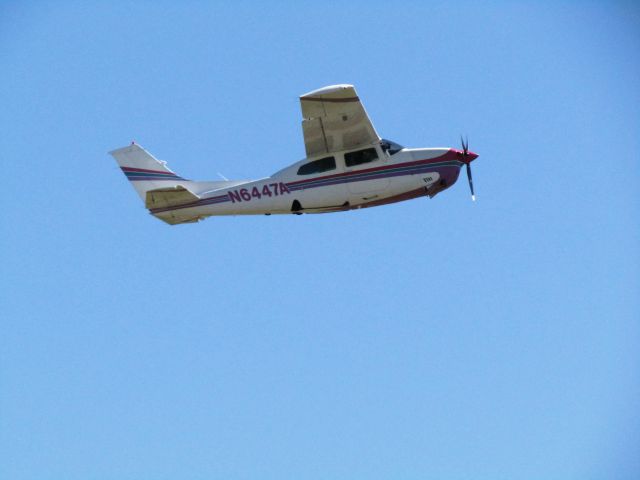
<box><xmin>109</xmin><ymin>143</ymin><xmax>187</xmax><ymax>201</ymax></box>
<box><xmin>110</xmin><ymin>143</ymin><xmax>252</xmax><ymax>224</ymax></box>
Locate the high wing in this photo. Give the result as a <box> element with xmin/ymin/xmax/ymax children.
<box><xmin>300</xmin><ymin>84</ymin><xmax>381</xmax><ymax>157</ymax></box>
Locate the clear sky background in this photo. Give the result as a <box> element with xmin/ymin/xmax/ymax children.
<box><xmin>1</xmin><ymin>2</ymin><xmax>638</xmax><ymax>479</ymax></box>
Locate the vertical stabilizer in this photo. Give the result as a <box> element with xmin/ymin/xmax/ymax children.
<box><xmin>109</xmin><ymin>143</ymin><xmax>187</xmax><ymax>201</ymax></box>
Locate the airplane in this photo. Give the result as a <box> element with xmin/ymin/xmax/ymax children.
<box><xmin>110</xmin><ymin>84</ymin><xmax>479</xmax><ymax>225</ymax></box>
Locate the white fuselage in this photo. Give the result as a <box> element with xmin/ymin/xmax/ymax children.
<box><xmin>149</xmin><ymin>145</ymin><xmax>464</xmax><ymax>223</ymax></box>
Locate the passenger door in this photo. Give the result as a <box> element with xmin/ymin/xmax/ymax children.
<box><xmin>295</xmin><ymin>155</ymin><xmax>347</xmax><ymax>209</ymax></box>
<box><xmin>345</xmin><ymin>145</ymin><xmax>390</xmax><ymax>197</ymax></box>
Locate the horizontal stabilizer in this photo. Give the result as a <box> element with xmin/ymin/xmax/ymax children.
<box><xmin>155</xmin><ymin>213</ymin><xmax>204</xmax><ymax>225</ymax></box>
<box><xmin>144</xmin><ymin>186</ymin><xmax>204</xmax><ymax>225</ymax></box>
<box><xmin>145</xmin><ymin>186</ymin><xmax>200</xmax><ymax>210</ymax></box>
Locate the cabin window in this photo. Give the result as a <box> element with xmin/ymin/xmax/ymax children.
<box><xmin>344</xmin><ymin>147</ymin><xmax>379</xmax><ymax>167</ymax></box>
<box><xmin>297</xmin><ymin>156</ymin><xmax>336</xmax><ymax>175</ymax></box>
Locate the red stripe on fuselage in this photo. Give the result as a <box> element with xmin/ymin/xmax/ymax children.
<box><xmin>288</xmin><ymin>150</ymin><xmax>458</xmax><ymax>187</ymax></box>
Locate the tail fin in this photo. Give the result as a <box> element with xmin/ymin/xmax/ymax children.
<box><xmin>110</xmin><ymin>143</ymin><xmax>249</xmax><ymax>225</ymax></box>
<box><xmin>109</xmin><ymin>143</ymin><xmax>187</xmax><ymax>201</ymax></box>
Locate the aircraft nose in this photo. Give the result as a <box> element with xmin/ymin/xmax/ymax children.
<box><xmin>453</xmin><ymin>148</ymin><xmax>479</xmax><ymax>163</ymax></box>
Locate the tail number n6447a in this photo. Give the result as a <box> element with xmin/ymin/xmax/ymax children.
<box><xmin>228</xmin><ymin>183</ymin><xmax>290</xmax><ymax>203</ymax></box>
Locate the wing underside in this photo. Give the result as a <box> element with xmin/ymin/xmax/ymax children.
<box><xmin>300</xmin><ymin>84</ymin><xmax>380</xmax><ymax>157</ymax></box>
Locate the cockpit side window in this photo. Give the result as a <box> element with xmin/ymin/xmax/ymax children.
<box><xmin>344</xmin><ymin>147</ymin><xmax>379</xmax><ymax>167</ymax></box>
<box><xmin>297</xmin><ymin>156</ymin><xmax>336</xmax><ymax>175</ymax></box>
<box><xmin>380</xmin><ymin>139</ymin><xmax>404</xmax><ymax>155</ymax></box>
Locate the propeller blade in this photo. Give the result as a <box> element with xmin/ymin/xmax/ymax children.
<box><xmin>466</xmin><ymin>163</ymin><xmax>475</xmax><ymax>201</ymax></box>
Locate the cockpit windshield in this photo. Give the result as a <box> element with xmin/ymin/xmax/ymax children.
<box><xmin>380</xmin><ymin>139</ymin><xmax>404</xmax><ymax>155</ymax></box>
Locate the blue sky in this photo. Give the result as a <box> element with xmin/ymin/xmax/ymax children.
<box><xmin>1</xmin><ymin>2</ymin><xmax>638</xmax><ymax>479</ymax></box>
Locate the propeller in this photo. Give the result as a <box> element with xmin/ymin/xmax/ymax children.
<box><xmin>460</xmin><ymin>135</ymin><xmax>476</xmax><ymax>201</ymax></box>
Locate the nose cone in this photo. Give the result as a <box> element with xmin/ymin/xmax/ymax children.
<box><xmin>452</xmin><ymin>148</ymin><xmax>479</xmax><ymax>163</ymax></box>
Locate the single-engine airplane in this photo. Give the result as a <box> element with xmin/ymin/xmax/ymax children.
<box><xmin>110</xmin><ymin>84</ymin><xmax>478</xmax><ymax>224</ymax></box>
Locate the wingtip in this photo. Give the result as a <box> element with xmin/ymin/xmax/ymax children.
<box><xmin>301</xmin><ymin>84</ymin><xmax>355</xmax><ymax>98</ymax></box>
